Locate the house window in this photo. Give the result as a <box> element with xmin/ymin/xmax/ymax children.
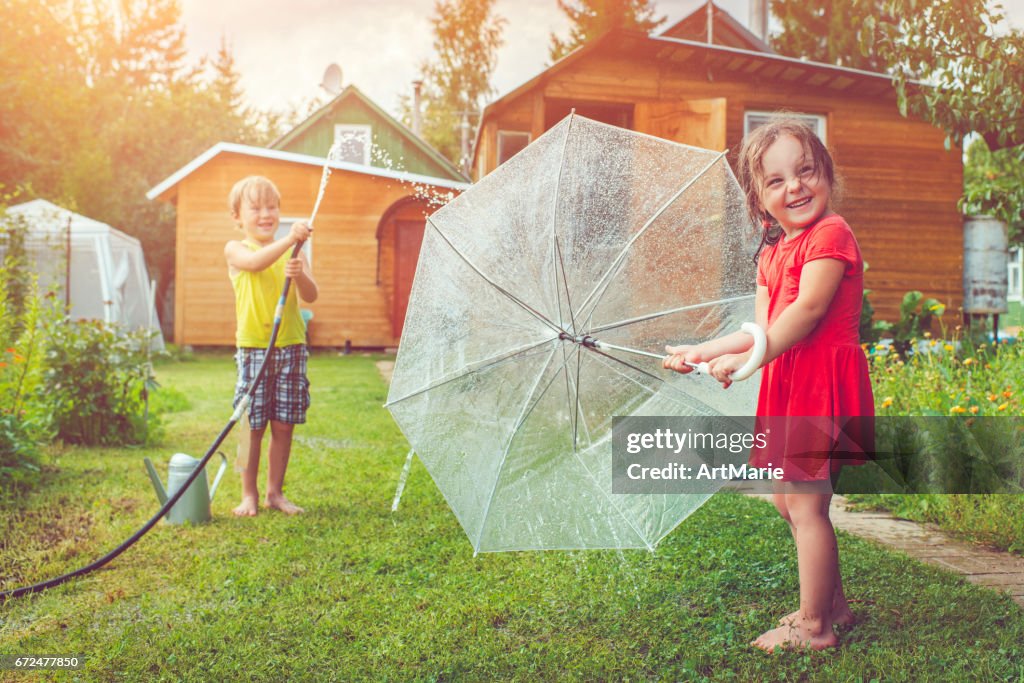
<box><xmin>275</xmin><ymin>218</ymin><xmax>313</xmax><ymax>263</ymax></box>
<box><xmin>1009</xmin><ymin>247</ymin><xmax>1022</xmax><ymax>302</ymax></box>
<box><xmin>744</xmin><ymin>111</ymin><xmax>828</xmax><ymax>143</ymax></box>
<box><xmin>333</xmin><ymin>124</ymin><xmax>372</xmax><ymax>165</ymax></box>
<box><xmin>497</xmin><ymin>131</ymin><xmax>531</xmax><ymax>165</ymax></box>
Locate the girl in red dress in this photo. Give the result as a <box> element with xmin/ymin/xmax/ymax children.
<box><xmin>664</xmin><ymin>118</ymin><xmax>873</xmax><ymax>652</ymax></box>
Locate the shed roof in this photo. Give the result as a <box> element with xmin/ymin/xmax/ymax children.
<box><xmin>473</xmin><ymin>28</ymin><xmax>910</xmax><ymax>165</ymax></box>
<box><xmin>658</xmin><ymin>2</ymin><xmax>775</xmax><ymax>53</ymax></box>
<box><xmin>146</xmin><ymin>142</ymin><xmax>470</xmax><ymax>203</ymax></box>
<box><xmin>270</xmin><ymin>84</ymin><xmax>468</xmax><ymax>182</ymax></box>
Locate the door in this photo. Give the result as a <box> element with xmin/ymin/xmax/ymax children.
<box><xmin>634</xmin><ymin>98</ymin><xmax>726</xmax><ymax>150</ymax></box>
<box><xmin>392</xmin><ymin>220</ymin><xmax>426</xmax><ymax>339</ymax></box>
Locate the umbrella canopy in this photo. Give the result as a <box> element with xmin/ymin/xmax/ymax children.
<box><xmin>386</xmin><ymin>114</ymin><xmax>761</xmax><ymax>553</ymax></box>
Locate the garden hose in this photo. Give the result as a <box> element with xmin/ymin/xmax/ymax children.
<box><xmin>0</xmin><ymin>241</ymin><xmax>305</xmax><ymax>603</ymax></box>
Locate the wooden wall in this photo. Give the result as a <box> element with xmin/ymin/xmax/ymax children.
<box><xmin>173</xmin><ymin>152</ymin><xmax>442</xmax><ymax>347</ymax></box>
<box><xmin>477</xmin><ymin>54</ymin><xmax>964</xmax><ymax>323</ymax></box>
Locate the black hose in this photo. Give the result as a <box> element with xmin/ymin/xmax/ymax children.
<box><xmin>0</xmin><ymin>241</ymin><xmax>305</xmax><ymax>603</ymax></box>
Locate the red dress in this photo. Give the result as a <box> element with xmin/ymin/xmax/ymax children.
<box><xmin>749</xmin><ymin>214</ymin><xmax>874</xmax><ymax>481</ymax></box>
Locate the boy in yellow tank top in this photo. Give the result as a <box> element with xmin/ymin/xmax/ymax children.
<box><xmin>224</xmin><ymin>176</ymin><xmax>318</xmax><ymax>516</ymax></box>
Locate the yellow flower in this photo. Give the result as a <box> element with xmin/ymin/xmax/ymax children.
<box><xmin>930</xmin><ymin>340</ymin><xmax>938</xmax><ymax>347</ymax></box>
<box><xmin>923</xmin><ymin>331</ymin><xmax>932</xmax><ymax>339</ymax></box>
<box><xmin>998</xmin><ymin>403</ymin><xmax>1009</xmax><ymax>411</ymax></box>
<box><xmin>970</xmin><ymin>406</ymin><xmax>979</xmax><ymax>414</ymax></box>
<box><xmin>874</xmin><ymin>344</ymin><xmax>887</xmax><ymax>352</ymax></box>
<box><xmin>882</xmin><ymin>397</ymin><xmax>894</xmax><ymax>408</ymax></box>
<box><xmin>988</xmin><ymin>394</ymin><xmax>998</xmax><ymax>402</ymax></box>
<box><xmin>950</xmin><ymin>406</ymin><xmax>967</xmax><ymax>414</ymax></box>
<box><xmin>963</xmin><ymin>358</ymin><xmax>973</xmax><ymax>366</ymax></box>
<box><xmin>944</xmin><ymin>344</ymin><xmax>954</xmax><ymax>352</ymax></box>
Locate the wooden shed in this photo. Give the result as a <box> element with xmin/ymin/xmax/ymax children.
<box><xmin>148</xmin><ymin>85</ymin><xmax>468</xmax><ymax>348</ymax></box>
<box><xmin>472</xmin><ymin>13</ymin><xmax>964</xmax><ymax>322</ymax></box>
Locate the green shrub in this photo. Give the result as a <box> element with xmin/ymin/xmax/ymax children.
<box><xmin>43</xmin><ymin>320</ymin><xmax>160</xmax><ymax>446</ymax></box>
<box><xmin>0</xmin><ymin>213</ymin><xmax>56</xmax><ymax>492</ymax></box>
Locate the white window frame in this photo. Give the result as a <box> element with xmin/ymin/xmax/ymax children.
<box><xmin>333</xmin><ymin>124</ymin><xmax>372</xmax><ymax>166</ymax></box>
<box><xmin>497</xmin><ymin>130</ymin><xmax>531</xmax><ymax>166</ymax></box>
<box><xmin>275</xmin><ymin>217</ymin><xmax>312</xmax><ymax>264</ymax></box>
<box><xmin>744</xmin><ymin>111</ymin><xmax>828</xmax><ymax>143</ymax></box>
<box><xmin>1009</xmin><ymin>247</ymin><xmax>1022</xmax><ymax>302</ymax></box>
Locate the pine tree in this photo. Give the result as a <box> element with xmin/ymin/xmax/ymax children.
<box><xmin>548</xmin><ymin>0</ymin><xmax>665</xmax><ymax>63</ymax></box>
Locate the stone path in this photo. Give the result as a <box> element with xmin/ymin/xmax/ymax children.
<box><xmin>376</xmin><ymin>360</ymin><xmax>1024</xmax><ymax>608</ymax></box>
<box><xmin>749</xmin><ymin>494</ymin><xmax>1024</xmax><ymax>607</ymax></box>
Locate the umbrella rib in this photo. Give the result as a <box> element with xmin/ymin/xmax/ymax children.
<box><xmin>555</xmin><ymin>238</ymin><xmax>578</xmax><ymax>336</ymax></box>
<box><xmin>474</xmin><ymin>340</ymin><xmax>579</xmax><ymax>551</ymax></box>
<box><xmin>586</xmin><ymin>294</ymin><xmax>755</xmax><ymax>335</ymax></box>
<box><xmin>585</xmin><ymin>346</ymin><xmax>723</xmax><ymax>417</ymax></box>
<box><xmin>427</xmin><ymin>218</ymin><xmax>563</xmax><ymax>335</ymax></box>
<box><xmin>551</xmin><ymin>114</ymin><xmax>576</xmax><ymax>335</ymax></box>
<box><xmin>384</xmin><ymin>338</ymin><xmax>557</xmax><ymax>407</ymax></box>
<box><xmin>574</xmin><ymin>151</ymin><xmax>729</xmax><ymax>324</ymax></box>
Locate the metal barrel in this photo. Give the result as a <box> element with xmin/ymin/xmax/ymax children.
<box><xmin>963</xmin><ymin>215</ymin><xmax>1008</xmax><ymax>314</ymax></box>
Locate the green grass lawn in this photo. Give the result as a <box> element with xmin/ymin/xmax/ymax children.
<box><xmin>2</xmin><ymin>353</ymin><xmax>1023</xmax><ymax>681</ymax></box>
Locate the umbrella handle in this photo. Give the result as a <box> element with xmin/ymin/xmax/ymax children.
<box><xmin>708</xmin><ymin>321</ymin><xmax>766</xmax><ymax>381</ymax></box>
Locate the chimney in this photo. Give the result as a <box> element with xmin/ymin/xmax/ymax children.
<box><xmin>749</xmin><ymin>0</ymin><xmax>769</xmax><ymax>42</ymax></box>
<box><xmin>412</xmin><ymin>80</ymin><xmax>423</xmax><ymax>137</ymax></box>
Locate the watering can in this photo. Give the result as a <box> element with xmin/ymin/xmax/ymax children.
<box><xmin>144</xmin><ymin>452</ymin><xmax>227</xmax><ymax>524</ymax></box>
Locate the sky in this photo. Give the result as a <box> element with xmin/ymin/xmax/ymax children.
<box><xmin>179</xmin><ymin>0</ymin><xmax>1024</xmax><ymax>119</ymax></box>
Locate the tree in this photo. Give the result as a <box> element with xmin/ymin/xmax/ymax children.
<box><xmin>0</xmin><ymin>0</ymin><xmax>280</xmax><ymax>332</ymax></box>
<box><xmin>770</xmin><ymin>0</ymin><xmax>888</xmax><ymax>71</ymax></box>
<box><xmin>410</xmin><ymin>0</ymin><xmax>506</xmax><ymax>169</ymax></box>
<box><xmin>862</xmin><ymin>0</ymin><xmax>1024</xmax><ymax>150</ymax></box>
<box><xmin>548</xmin><ymin>0</ymin><xmax>665</xmax><ymax>63</ymax></box>
<box><xmin>862</xmin><ymin>0</ymin><xmax>1024</xmax><ymax>239</ymax></box>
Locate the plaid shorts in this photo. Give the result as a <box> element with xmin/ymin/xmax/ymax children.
<box><xmin>233</xmin><ymin>345</ymin><xmax>310</xmax><ymax>431</ymax></box>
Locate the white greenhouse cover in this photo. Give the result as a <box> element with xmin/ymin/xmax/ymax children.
<box><xmin>3</xmin><ymin>199</ymin><xmax>164</xmax><ymax>350</ymax></box>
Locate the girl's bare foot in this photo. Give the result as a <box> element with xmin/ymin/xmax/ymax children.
<box><xmin>233</xmin><ymin>495</ymin><xmax>259</xmax><ymax>517</ymax></box>
<box><xmin>265</xmin><ymin>493</ymin><xmax>304</xmax><ymax>515</ymax></box>
<box><xmin>752</xmin><ymin>619</ymin><xmax>839</xmax><ymax>652</ymax></box>
<box><xmin>779</xmin><ymin>604</ymin><xmax>856</xmax><ymax>627</ymax></box>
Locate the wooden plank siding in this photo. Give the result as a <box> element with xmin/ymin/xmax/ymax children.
<box><xmin>172</xmin><ymin>152</ymin><xmax>445</xmax><ymax>347</ymax></box>
<box><xmin>475</xmin><ymin>44</ymin><xmax>963</xmax><ymax>323</ymax></box>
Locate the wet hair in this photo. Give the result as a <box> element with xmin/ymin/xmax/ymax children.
<box><xmin>228</xmin><ymin>176</ymin><xmax>281</xmax><ymax>222</ymax></box>
<box><xmin>736</xmin><ymin>117</ymin><xmax>839</xmax><ymax>261</ymax></box>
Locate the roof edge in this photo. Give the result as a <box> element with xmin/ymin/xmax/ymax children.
<box><xmin>146</xmin><ymin>142</ymin><xmax>470</xmax><ymax>203</ymax></box>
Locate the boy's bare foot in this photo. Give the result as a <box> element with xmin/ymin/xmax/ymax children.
<box><xmin>265</xmin><ymin>493</ymin><xmax>304</xmax><ymax>515</ymax></box>
<box><xmin>752</xmin><ymin>620</ymin><xmax>839</xmax><ymax>652</ymax></box>
<box><xmin>233</xmin><ymin>496</ymin><xmax>259</xmax><ymax>517</ymax></box>
<box><xmin>779</xmin><ymin>605</ymin><xmax>856</xmax><ymax>627</ymax></box>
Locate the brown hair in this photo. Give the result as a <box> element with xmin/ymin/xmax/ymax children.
<box><xmin>228</xmin><ymin>176</ymin><xmax>281</xmax><ymax>222</ymax></box>
<box><xmin>736</xmin><ymin>117</ymin><xmax>839</xmax><ymax>260</ymax></box>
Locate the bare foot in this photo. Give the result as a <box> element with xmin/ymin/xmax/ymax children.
<box><xmin>233</xmin><ymin>495</ymin><xmax>259</xmax><ymax>517</ymax></box>
<box><xmin>779</xmin><ymin>605</ymin><xmax>856</xmax><ymax>627</ymax></box>
<box><xmin>752</xmin><ymin>620</ymin><xmax>839</xmax><ymax>652</ymax></box>
<box><xmin>264</xmin><ymin>493</ymin><xmax>304</xmax><ymax>515</ymax></box>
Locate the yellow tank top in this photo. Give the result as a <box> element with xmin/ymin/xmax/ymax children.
<box><xmin>230</xmin><ymin>241</ymin><xmax>306</xmax><ymax>348</ymax></box>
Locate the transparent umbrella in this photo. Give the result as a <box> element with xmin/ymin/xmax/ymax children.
<box><xmin>386</xmin><ymin>114</ymin><xmax>762</xmax><ymax>553</ymax></box>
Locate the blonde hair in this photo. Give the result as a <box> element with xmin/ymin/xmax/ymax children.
<box><xmin>737</xmin><ymin>117</ymin><xmax>839</xmax><ymax>259</ymax></box>
<box><xmin>228</xmin><ymin>176</ymin><xmax>281</xmax><ymax>221</ymax></box>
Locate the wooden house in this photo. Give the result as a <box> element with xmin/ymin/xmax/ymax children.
<box><xmin>472</xmin><ymin>8</ymin><xmax>964</xmax><ymax>322</ymax></box>
<box><xmin>148</xmin><ymin>86</ymin><xmax>468</xmax><ymax>348</ymax></box>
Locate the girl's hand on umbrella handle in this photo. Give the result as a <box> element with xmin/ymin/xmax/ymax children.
<box><xmin>708</xmin><ymin>351</ymin><xmax>751</xmax><ymax>388</ymax></box>
<box><xmin>662</xmin><ymin>345</ymin><xmax>700</xmax><ymax>373</ymax></box>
